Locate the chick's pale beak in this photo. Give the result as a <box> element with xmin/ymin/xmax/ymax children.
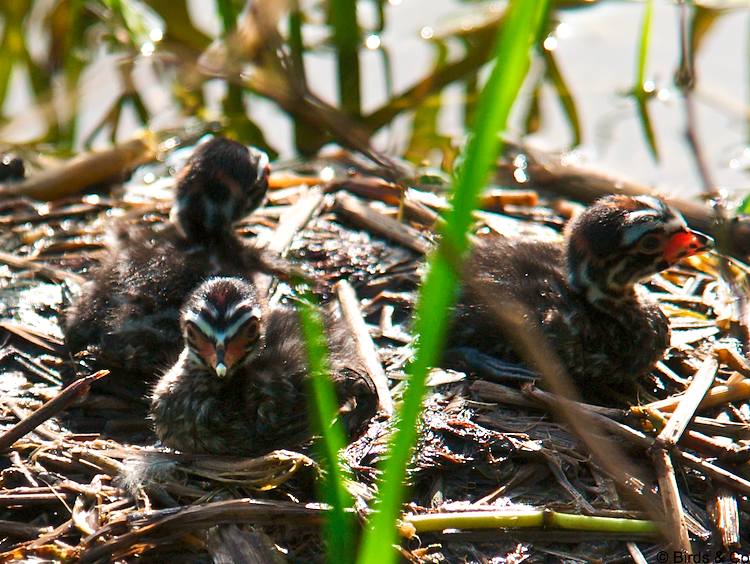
<box><xmin>214</xmin><ymin>344</ymin><xmax>228</xmax><ymax>378</ymax></box>
<box><xmin>664</xmin><ymin>229</ymin><xmax>712</xmax><ymax>264</ymax></box>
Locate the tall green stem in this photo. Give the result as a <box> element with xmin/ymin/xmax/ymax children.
<box><xmin>356</xmin><ymin>1</ymin><xmax>550</xmax><ymax>562</ymax></box>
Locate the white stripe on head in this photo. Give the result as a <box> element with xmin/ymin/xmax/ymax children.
<box><xmin>634</xmin><ymin>195</ymin><xmax>666</xmax><ymax>211</ymax></box>
<box><xmin>255</xmin><ymin>151</ymin><xmax>270</xmax><ymax>183</ymax></box>
<box><xmin>204</xmin><ymin>300</ymin><xmax>220</xmax><ymax>319</ymax></box>
<box><xmin>621</xmin><ymin>223</ymin><xmax>661</xmax><ymax>246</ymax></box>
<box><xmin>187</xmin><ymin>308</ymin><xmax>260</xmax><ymax>345</ymax></box>
<box><xmin>622</xmin><ymin>204</ymin><xmax>688</xmax><ymax>247</ymax></box>
<box><xmin>624</xmin><ymin>209</ymin><xmax>660</xmax><ymax>223</ymax></box>
<box><xmin>219</xmin><ymin>309</ymin><xmax>258</xmax><ymax>342</ymax></box>
<box><xmin>226</xmin><ymin>300</ymin><xmax>260</xmax><ymax>319</ymax></box>
<box><xmin>184</xmin><ymin>311</ymin><xmax>216</xmax><ymax>339</ymax></box>
<box><xmin>605</xmin><ymin>259</ymin><xmax>627</xmax><ymax>288</ymax></box>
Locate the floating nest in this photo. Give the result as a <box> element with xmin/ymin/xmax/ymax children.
<box><xmin>0</xmin><ymin>140</ymin><xmax>749</xmax><ymax>562</ymax></box>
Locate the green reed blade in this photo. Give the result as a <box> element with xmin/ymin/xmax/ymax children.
<box><xmin>215</xmin><ymin>0</ymin><xmax>239</xmax><ymax>33</ymax></box>
<box><xmin>636</xmin><ymin>0</ymin><xmax>653</xmax><ymax>89</ymax></box>
<box><xmin>356</xmin><ymin>1</ymin><xmax>550</xmax><ymax>562</ymax></box>
<box><xmin>296</xmin><ymin>293</ymin><xmax>355</xmax><ymax>564</ymax></box>
<box><xmin>329</xmin><ymin>0</ymin><xmax>361</xmax><ymax>115</ymax></box>
<box><xmin>544</xmin><ymin>48</ymin><xmax>581</xmax><ymax>147</ymax></box>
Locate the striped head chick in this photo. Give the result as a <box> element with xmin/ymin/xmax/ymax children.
<box><xmin>565</xmin><ymin>195</ymin><xmax>711</xmax><ymax>305</ymax></box>
<box><xmin>181</xmin><ymin>277</ymin><xmax>263</xmax><ymax>379</ymax></box>
<box><xmin>170</xmin><ymin>137</ymin><xmax>270</xmax><ymax>245</ymax></box>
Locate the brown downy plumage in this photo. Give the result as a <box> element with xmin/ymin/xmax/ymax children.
<box><xmin>151</xmin><ymin>277</ymin><xmax>377</xmax><ymax>455</ymax></box>
<box><xmin>64</xmin><ymin>137</ymin><xmax>282</xmax><ymax>384</ymax></box>
<box><xmin>448</xmin><ymin>195</ymin><xmax>711</xmax><ymax>385</ymax></box>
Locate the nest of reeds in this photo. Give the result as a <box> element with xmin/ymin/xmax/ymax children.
<box><xmin>0</xmin><ymin>139</ymin><xmax>748</xmax><ymax>562</ymax></box>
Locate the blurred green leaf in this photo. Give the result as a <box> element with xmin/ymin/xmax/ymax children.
<box><xmin>222</xmin><ymin>85</ymin><xmax>277</xmax><ymax>158</ymax></box>
<box><xmin>0</xmin><ymin>1</ymin><xmax>31</xmax><ymax>115</ymax></box>
<box><xmin>296</xmin><ymin>292</ymin><xmax>355</xmax><ymax>564</ymax></box>
<box><xmin>329</xmin><ymin>0</ymin><xmax>361</xmax><ymax>115</ymax></box>
<box><xmin>288</xmin><ymin>1</ymin><xmax>324</xmax><ymax>155</ymax></box>
<box><xmin>543</xmin><ymin>47</ymin><xmax>581</xmax><ymax>147</ymax></box>
<box><xmin>215</xmin><ymin>0</ymin><xmax>239</xmax><ymax>34</ymax></box>
<box><xmin>636</xmin><ymin>0</ymin><xmax>653</xmax><ymax>89</ymax></box>
<box><xmin>636</xmin><ymin>95</ymin><xmax>659</xmax><ymax>161</ymax></box>
<box><xmin>102</xmin><ymin>0</ymin><xmax>164</xmax><ymax>53</ymax></box>
<box><xmin>145</xmin><ymin>0</ymin><xmax>211</xmax><ymax>51</ymax></box>
<box><xmin>737</xmin><ymin>193</ymin><xmax>750</xmax><ymax>215</ymax></box>
<box><xmin>363</xmin><ymin>17</ymin><xmax>497</xmax><ymax>132</ymax></box>
<box><xmin>48</xmin><ymin>0</ymin><xmax>89</xmax><ymax>149</ymax></box>
<box><xmin>632</xmin><ymin>0</ymin><xmax>658</xmax><ymax>160</ymax></box>
<box><xmin>523</xmin><ymin>79</ymin><xmax>541</xmax><ymax>135</ymax></box>
<box><xmin>464</xmin><ymin>72</ymin><xmax>479</xmax><ymax>137</ymax></box>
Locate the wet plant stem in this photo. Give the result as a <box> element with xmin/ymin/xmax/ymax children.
<box><xmin>405</xmin><ymin>510</ymin><xmax>659</xmax><ymax>536</ymax></box>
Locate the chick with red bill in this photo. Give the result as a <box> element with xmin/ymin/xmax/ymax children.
<box><xmin>448</xmin><ymin>194</ymin><xmax>711</xmax><ymax>386</ymax></box>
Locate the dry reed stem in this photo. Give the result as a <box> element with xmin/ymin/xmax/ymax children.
<box><xmin>638</xmin><ymin>377</ymin><xmax>750</xmax><ymax>414</ymax></box>
<box><xmin>655</xmin><ymin>355</ymin><xmax>718</xmax><ymax>449</ymax></box>
<box><xmin>79</xmin><ymin>498</ymin><xmax>325</xmax><ymax>562</ymax></box>
<box><xmin>0</xmin><ymin>370</ymin><xmax>109</xmax><ymax>452</ymax></box>
<box><xmin>334</xmin><ymin>280</ymin><xmax>393</xmax><ymax>415</ymax></box>
<box><xmin>0</xmin><ymin>136</ymin><xmax>156</xmax><ymax>201</ymax></box>
<box><xmin>206</xmin><ymin>524</ymin><xmax>285</xmax><ymax>564</ymax></box>
<box><xmin>269</xmin><ymin>174</ymin><xmax>324</xmax><ymax>189</ymax></box>
<box><xmin>626</xmin><ymin>542</ymin><xmax>649</xmax><ymax>564</ymax></box>
<box><xmin>0</xmin><ymin>250</ymin><xmax>86</xmax><ymax>285</ymax></box>
<box><xmin>334</xmin><ymin>191</ymin><xmax>431</xmax><ymax>254</ymax></box>
<box><xmin>707</xmin><ymin>487</ymin><xmax>741</xmax><ymax>551</ymax></box>
<box><xmin>589</xmin><ymin>411</ymin><xmax>750</xmax><ymax>496</ymax></box>
<box><xmin>254</xmin><ymin>187</ymin><xmax>325</xmax><ymax>299</ymax></box>
<box><xmin>650</xmin><ymin>449</ymin><xmax>692</xmax><ymax>553</ymax></box>
<box><xmin>0</xmin><ymin>321</ymin><xmax>64</xmax><ymax>352</ymax></box>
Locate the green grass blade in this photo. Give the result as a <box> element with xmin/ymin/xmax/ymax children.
<box><xmin>295</xmin><ymin>293</ymin><xmax>355</xmax><ymax>564</ymax></box>
<box><xmin>636</xmin><ymin>94</ymin><xmax>659</xmax><ymax>160</ymax></box>
<box><xmin>0</xmin><ymin>2</ymin><xmax>29</xmax><ymax>115</ymax></box>
<box><xmin>633</xmin><ymin>0</ymin><xmax>659</xmax><ymax>160</ymax></box>
<box><xmin>288</xmin><ymin>1</ymin><xmax>323</xmax><ymax>155</ymax></box>
<box><xmin>356</xmin><ymin>1</ymin><xmax>549</xmax><ymax>562</ymax></box>
<box><xmin>543</xmin><ymin>48</ymin><xmax>581</xmax><ymax>147</ymax></box>
<box><xmin>522</xmin><ymin>79</ymin><xmax>541</xmax><ymax>135</ymax></box>
<box><xmin>329</xmin><ymin>0</ymin><xmax>361</xmax><ymax>114</ymax></box>
<box><xmin>215</xmin><ymin>0</ymin><xmax>239</xmax><ymax>34</ymax></box>
<box><xmin>636</xmin><ymin>0</ymin><xmax>653</xmax><ymax>89</ymax></box>
<box><xmin>56</xmin><ymin>0</ymin><xmax>87</xmax><ymax>151</ymax></box>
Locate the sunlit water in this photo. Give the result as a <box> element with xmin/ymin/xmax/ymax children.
<box><xmin>1</xmin><ymin>1</ymin><xmax>749</xmax><ymax>199</ymax></box>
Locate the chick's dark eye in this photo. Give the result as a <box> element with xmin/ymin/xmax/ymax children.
<box><xmin>637</xmin><ymin>233</ymin><xmax>662</xmax><ymax>252</ymax></box>
<box><xmin>243</xmin><ymin>317</ymin><xmax>260</xmax><ymax>342</ymax></box>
